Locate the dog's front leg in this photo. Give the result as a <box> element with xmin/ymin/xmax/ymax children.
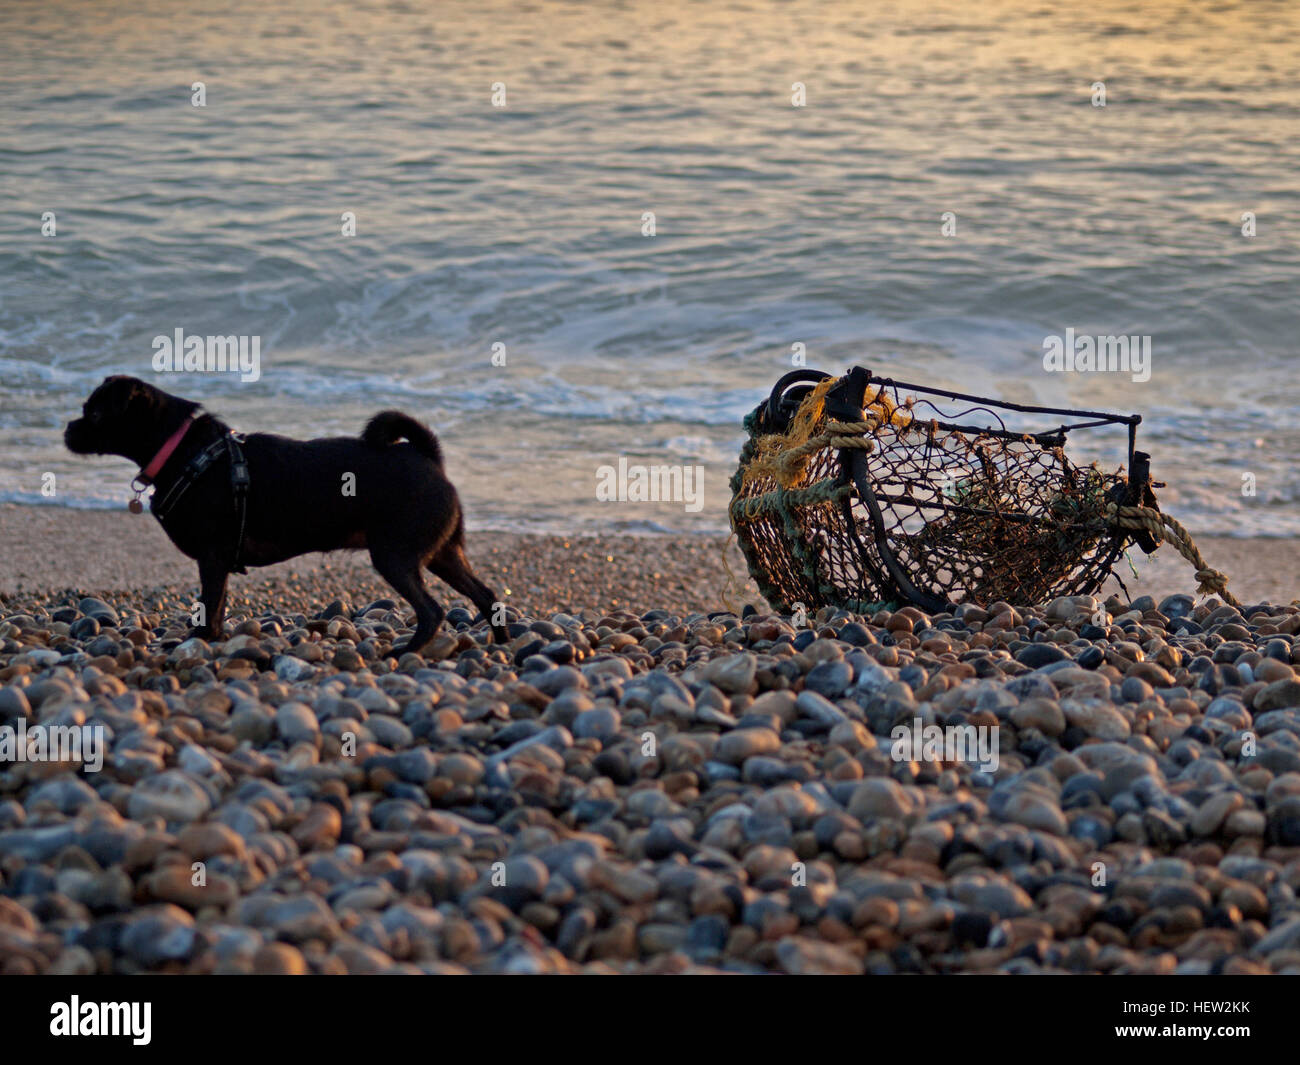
<box><xmin>192</xmin><ymin>556</ymin><xmax>230</xmax><ymax>641</ymax></box>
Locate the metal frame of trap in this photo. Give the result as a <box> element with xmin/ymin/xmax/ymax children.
<box><xmin>728</xmin><ymin>366</ymin><xmax>1169</xmax><ymax>615</ymax></box>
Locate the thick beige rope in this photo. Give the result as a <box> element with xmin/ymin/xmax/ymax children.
<box><xmin>1104</xmin><ymin>503</ymin><xmax>1241</xmax><ymax>608</ymax></box>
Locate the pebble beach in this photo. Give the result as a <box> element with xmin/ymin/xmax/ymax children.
<box><xmin>2</xmin><ymin>504</ymin><xmax>1300</xmax><ymax>975</ymax></box>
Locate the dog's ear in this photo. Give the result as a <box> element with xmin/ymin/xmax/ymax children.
<box><xmin>100</xmin><ymin>376</ymin><xmax>158</xmax><ymax>418</ymax></box>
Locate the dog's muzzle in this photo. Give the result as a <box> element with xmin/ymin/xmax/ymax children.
<box><xmin>64</xmin><ymin>420</ymin><xmax>94</xmax><ymax>454</ymax></box>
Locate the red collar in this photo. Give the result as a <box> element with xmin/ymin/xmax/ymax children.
<box><xmin>139</xmin><ymin>412</ymin><xmax>198</xmax><ymax>484</ymax></box>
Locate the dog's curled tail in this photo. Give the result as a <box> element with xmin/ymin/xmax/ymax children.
<box><xmin>362</xmin><ymin>411</ymin><xmax>442</xmax><ymax>464</ymax></box>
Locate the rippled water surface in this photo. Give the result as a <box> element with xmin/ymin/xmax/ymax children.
<box><xmin>3</xmin><ymin>0</ymin><xmax>1298</xmax><ymax>535</ymax></box>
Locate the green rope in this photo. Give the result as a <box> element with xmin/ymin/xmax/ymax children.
<box><xmin>728</xmin><ymin>478</ymin><xmax>852</xmax><ymax>522</ymax></box>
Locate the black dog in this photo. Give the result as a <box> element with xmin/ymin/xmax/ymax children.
<box><xmin>65</xmin><ymin>375</ymin><xmax>507</xmax><ymax>653</ymax></box>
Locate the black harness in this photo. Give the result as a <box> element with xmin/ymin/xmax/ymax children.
<box><xmin>149</xmin><ymin>431</ymin><xmax>251</xmax><ymax>573</ymax></box>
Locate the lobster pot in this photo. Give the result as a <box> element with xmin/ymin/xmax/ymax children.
<box><xmin>729</xmin><ymin>367</ymin><xmax>1152</xmax><ymax>615</ymax></box>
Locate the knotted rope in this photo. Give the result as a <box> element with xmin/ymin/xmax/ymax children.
<box><xmin>1104</xmin><ymin>503</ymin><xmax>1240</xmax><ymax>608</ymax></box>
<box><xmin>738</xmin><ymin>420</ymin><xmax>876</xmax><ymax>506</ymax></box>
<box><xmin>739</xmin><ymin>376</ymin><xmax>910</xmax><ymax>492</ymax></box>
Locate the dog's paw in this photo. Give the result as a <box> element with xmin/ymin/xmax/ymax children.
<box><xmin>186</xmin><ymin>626</ymin><xmax>219</xmax><ymax>642</ymax></box>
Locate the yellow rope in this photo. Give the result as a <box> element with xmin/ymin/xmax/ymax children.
<box><xmin>739</xmin><ymin>377</ymin><xmax>915</xmax><ymax>492</ymax></box>
<box><xmin>739</xmin><ymin>377</ymin><xmax>836</xmax><ymax>490</ymax></box>
<box><xmin>741</xmin><ymin>418</ymin><xmax>878</xmax><ymax>498</ymax></box>
<box><xmin>1104</xmin><ymin>503</ymin><xmax>1240</xmax><ymax>608</ymax></box>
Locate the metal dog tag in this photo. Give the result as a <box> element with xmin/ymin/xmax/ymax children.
<box><xmin>128</xmin><ymin>498</ymin><xmax>143</xmax><ymax>514</ymax></box>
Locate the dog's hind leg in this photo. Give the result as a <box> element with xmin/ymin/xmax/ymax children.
<box><xmin>193</xmin><ymin>557</ymin><xmax>230</xmax><ymax>640</ymax></box>
<box><xmin>426</xmin><ymin>542</ymin><xmax>508</xmax><ymax>644</ymax></box>
<box><xmin>369</xmin><ymin>544</ymin><xmax>445</xmax><ymax>655</ymax></box>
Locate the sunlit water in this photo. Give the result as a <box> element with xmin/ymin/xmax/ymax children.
<box><xmin>3</xmin><ymin>0</ymin><xmax>1298</xmax><ymax>536</ymax></box>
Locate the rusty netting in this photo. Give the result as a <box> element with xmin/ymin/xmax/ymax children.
<box><xmin>727</xmin><ymin>366</ymin><xmax>1161</xmax><ymax>614</ymax></box>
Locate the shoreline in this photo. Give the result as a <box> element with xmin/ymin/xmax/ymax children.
<box><xmin>2</xmin><ymin>503</ymin><xmax>1296</xmax><ymax>612</ymax></box>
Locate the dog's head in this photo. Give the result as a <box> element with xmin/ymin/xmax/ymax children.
<box><xmin>65</xmin><ymin>375</ymin><xmax>189</xmax><ymax>463</ymax></box>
